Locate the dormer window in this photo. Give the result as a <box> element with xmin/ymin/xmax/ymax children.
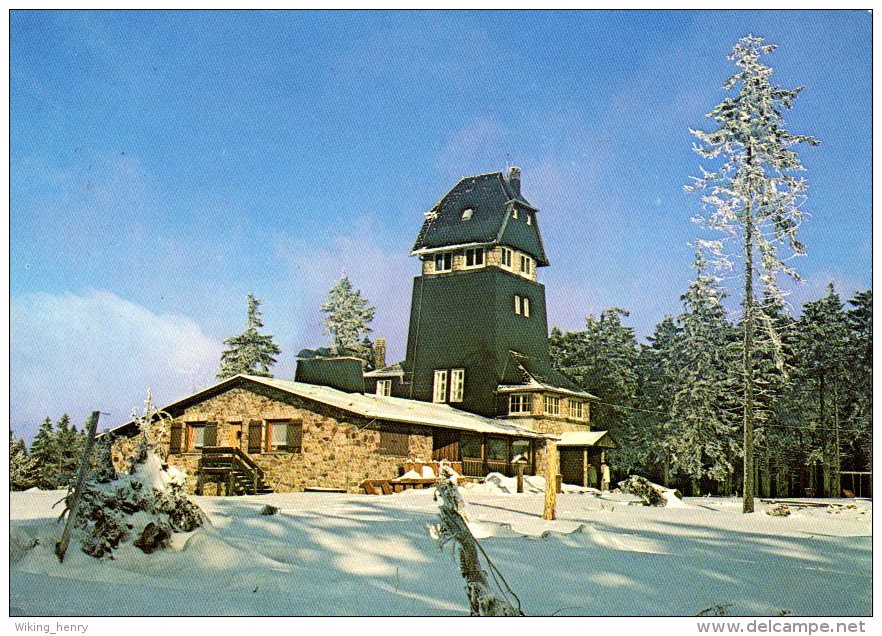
<box><xmin>512</xmin><ymin>208</ymin><xmax>518</xmax><ymax>219</ymax></box>
<box><xmin>434</xmin><ymin>252</ymin><xmax>452</xmax><ymax>272</ymax></box>
<box><xmin>465</xmin><ymin>248</ymin><xmax>484</xmax><ymax>268</ymax></box>
<box><xmin>526</xmin><ymin>213</ymin><xmax>532</xmax><ymax>226</ymax></box>
<box><xmin>461</xmin><ymin>208</ymin><xmax>474</xmax><ymax>220</ymax></box>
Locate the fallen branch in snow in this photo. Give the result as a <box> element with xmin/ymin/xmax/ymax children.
<box><xmin>432</xmin><ymin>465</ymin><xmax>524</xmax><ymax>616</ymax></box>
<box><xmin>618</xmin><ymin>475</ymin><xmax>682</xmax><ymax>507</ymax></box>
<box><xmin>696</xmin><ymin>603</ymin><xmax>733</xmax><ymax>616</ymax></box>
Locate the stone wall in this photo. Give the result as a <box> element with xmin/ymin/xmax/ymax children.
<box><xmin>110</xmin><ymin>384</ymin><xmax>435</xmax><ymax>494</ymax></box>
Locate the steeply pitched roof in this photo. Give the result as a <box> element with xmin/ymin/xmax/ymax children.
<box><xmin>499</xmin><ymin>350</ymin><xmax>598</xmax><ymax>399</ymax></box>
<box><xmin>107</xmin><ymin>374</ymin><xmax>547</xmax><ymax>440</ymax></box>
<box><xmin>411</xmin><ymin>171</ymin><xmax>549</xmax><ymax>265</ymax></box>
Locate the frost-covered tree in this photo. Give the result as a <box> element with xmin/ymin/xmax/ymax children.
<box><xmin>619</xmin><ymin>316</ymin><xmax>681</xmax><ymax>480</ymax></box>
<box><xmin>843</xmin><ymin>290</ymin><xmax>872</xmax><ymax>471</ymax></box>
<box><xmin>29</xmin><ymin>417</ymin><xmax>60</xmax><ymax>489</ymax></box>
<box><xmin>550</xmin><ymin>308</ymin><xmax>638</xmax><ymax>435</ymax></box>
<box><xmin>686</xmin><ymin>36</ymin><xmax>819</xmax><ymax>512</ymax></box>
<box><xmin>218</xmin><ymin>293</ymin><xmax>281</xmax><ymax>378</ymax></box>
<box><xmin>320</xmin><ymin>274</ymin><xmax>376</xmax><ymax>364</ymax></box>
<box><xmin>10</xmin><ymin>430</ymin><xmax>36</xmax><ymax>491</ymax></box>
<box><xmin>55</xmin><ymin>414</ymin><xmax>86</xmax><ymax>486</ymax></box>
<box><xmin>793</xmin><ymin>284</ymin><xmax>848</xmax><ymax>496</ymax></box>
<box><xmin>664</xmin><ymin>251</ymin><xmax>740</xmax><ymax>494</ymax></box>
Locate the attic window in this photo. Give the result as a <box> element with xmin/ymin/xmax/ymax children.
<box><xmin>526</xmin><ymin>213</ymin><xmax>533</xmax><ymax>226</ymax></box>
<box><xmin>461</xmin><ymin>208</ymin><xmax>474</xmax><ymax>220</ymax></box>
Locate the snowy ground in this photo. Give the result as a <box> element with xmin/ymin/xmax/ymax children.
<box><xmin>9</xmin><ymin>484</ymin><xmax>871</xmax><ymax>616</ymax></box>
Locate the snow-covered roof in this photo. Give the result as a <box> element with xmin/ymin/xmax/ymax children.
<box><xmin>363</xmin><ymin>362</ymin><xmax>404</xmax><ymax>378</ymax></box>
<box><xmin>556</xmin><ymin>430</ymin><xmax>617</xmax><ymax>448</ymax></box>
<box><xmin>108</xmin><ymin>374</ymin><xmax>546</xmax><ymax>440</ymax></box>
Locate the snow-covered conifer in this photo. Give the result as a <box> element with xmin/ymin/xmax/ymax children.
<box><xmin>320</xmin><ymin>273</ymin><xmax>376</xmax><ymax>363</ymax></box>
<box><xmin>217</xmin><ymin>293</ymin><xmax>281</xmax><ymax>378</ymax></box>
<box><xmin>686</xmin><ymin>36</ymin><xmax>819</xmax><ymax>512</ymax></box>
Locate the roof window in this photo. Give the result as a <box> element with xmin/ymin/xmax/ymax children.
<box><xmin>461</xmin><ymin>208</ymin><xmax>474</xmax><ymax>220</ymax></box>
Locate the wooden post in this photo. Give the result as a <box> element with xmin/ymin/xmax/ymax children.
<box><xmin>556</xmin><ymin>474</ymin><xmax>563</xmax><ymax>494</ymax></box>
<box><xmin>55</xmin><ymin>411</ymin><xmax>100</xmax><ymax>563</ymax></box>
<box><xmin>543</xmin><ymin>441</ymin><xmax>557</xmax><ymax>521</ymax></box>
<box><xmin>516</xmin><ymin>463</ymin><xmax>525</xmax><ymax>494</ymax></box>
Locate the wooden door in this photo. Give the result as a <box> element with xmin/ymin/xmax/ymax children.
<box><xmin>559</xmin><ymin>449</ymin><xmax>584</xmax><ymax>487</ymax></box>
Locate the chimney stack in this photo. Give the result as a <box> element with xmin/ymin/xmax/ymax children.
<box><xmin>506</xmin><ymin>165</ymin><xmax>521</xmax><ymax>196</ymax></box>
<box><xmin>373</xmin><ymin>337</ymin><xmax>387</xmax><ymax>369</ymax></box>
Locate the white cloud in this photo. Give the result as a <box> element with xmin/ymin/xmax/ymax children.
<box><xmin>10</xmin><ymin>289</ymin><xmax>223</xmax><ymax>440</ymax></box>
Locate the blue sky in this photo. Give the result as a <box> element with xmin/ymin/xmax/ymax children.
<box><xmin>10</xmin><ymin>10</ymin><xmax>872</xmax><ymax>439</ymax></box>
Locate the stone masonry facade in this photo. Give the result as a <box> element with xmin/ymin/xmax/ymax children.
<box><xmin>111</xmin><ymin>384</ymin><xmax>433</xmax><ymax>494</ymax></box>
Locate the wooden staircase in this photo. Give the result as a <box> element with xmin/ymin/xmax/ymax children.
<box><xmin>196</xmin><ymin>446</ymin><xmax>273</xmax><ymax>495</ymax></box>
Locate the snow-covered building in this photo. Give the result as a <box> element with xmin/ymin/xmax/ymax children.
<box><xmin>108</xmin><ymin>167</ymin><xmax>614</xmax><ymax>493</ymax></box>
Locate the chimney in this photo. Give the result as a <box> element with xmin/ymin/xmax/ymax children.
<box><xmin>373</xmin><ymin>337</ymin><xmax>387</xmax><ymax>369</ymax></box>
<box><xmin>506</xmin><ymin>165</ymin><xmax>521</xmax><ymax>196</ymax></box>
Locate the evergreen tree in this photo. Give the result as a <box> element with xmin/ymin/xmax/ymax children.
<box><xmin>843</xmin><ymin>290</ymin><xmax>872</xmax><ymax>472</ymax></box>
<box><xmin>623</xmin><ymin>315</ymin><xmax>681</xmax><ymax>481</ymax></box>
<box><xmin>55</xmin><ymin>414</ymin><xmax>85</xmax><ymax>486</ymax></box>
<box><xmin>664</xmin><ymin>251</ymin><xmax>740</xmax><ymax>494</ymax></box>
<box><xmin>793</xmin><ymin>284</ymin><xmax>848</xmax><ymax>496</ymax></box>
<box><xmin>686</xmin><ymin>36</ymin><xmax>819</xmax><ymax>512</ymax></box>
<box><xmin>10</xmin><ymin>430</ymin><xmax>36</xmax><ymax>491</ymax></box>
<box><xmin>550</xmin><ymin>308</ymin><xmax>638</xmax><ymax>434</ymax></box>
<box><xmin>320</xmin><ymin>274</ymin><xmax>376</xmax><ymax>365</ymax></box>
<box><xmin>218</xmin><ymin>293</ymin><xmax>281</xmax><ymax>378</ymax></box>
<box><xmin>29</xmin><ymin>416</ymin><xmax>60</xmax><ymax>488</ymax></box>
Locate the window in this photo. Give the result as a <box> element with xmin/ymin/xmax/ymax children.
<box><xmin>509</xmin><ymin>394</ymin><xmax>531</xmax><ymax>414</ymax></box>
<box><xmin>461</xmin><ymin>208</ymin><xmax>474</xmax><ymax>220</ymax></box>
<box><xmin>500</xmin><ymin>248</ymin><xmax>513</xmax><ymax>269</ymax></box>
<box><xmin>379</xmin><ymin>430</ymin><xmax>409</xmax><ymax>456</ymax></box>
<box><xmin>376</xmin><ymin>379</ymin><xmax>392</xmax><ymax>396</ymax></box>
<box><xmin>511</xmin><ymin>439</ymin><xmax>532</xmax><ymax>464</ymax></box>
<box><xmin>450</xmin><ymin>369</ymin><xmax>465</xmax><ymax>402</ymax></box>
<box><xmin>526</xmin><ymin>213</ymin><xmax>533</xmax><ymax>226</ymax></box>
<box><xmin>519</xmin><ymin>255</ymin><xmax>533</xmax><ymax>276</ymax></box>
<box><xmin>514</xmin><ymin>295</ymin><xmax>522</xmax><ymax>315</ymax></box>
<box><xmin>188</xmin><ymin>423</ymin><xmax>206</xmax><ymax>451</ymax></box>
<box><xmin>465</xmin><ymin>248</ymin><xmax>484</xmax><ymax>268</ymax></box>
<box><xmin>486</xmin><ymin>437</ymin><xmax>508</xmax><ymax>461</ymax></box>
<box><xmin>544</xmin><ymin>395</ymin><xmax>561</xmax><ymax>416</ymax></box>
<box><xmin>460</xmin><ymin>434</ymin><xmax>482</xmax><ymax>459</ymax></box>
<box><xmin>523</xmin><ymin>296</ymin><xmax>530</xmax><ymax>317</ymax></box>
<box><xmin>266</xmin><ymin>419</ymin><xmax>302</xmax><ymax>452</ymax></box>
<box><xmin>434</xmin><ymin>252</ymin><xmax>452</xmax><ymax>272</ymax></box>
<box><xmin>570</xmin><ymin>400</ymin><xmax>585</xmax><ymax>420</ymax></box>
<box><xmin>511</xmin><ymin>208</ymin><xmax>518</xmax><ymax>219</ymax></box>
<box><xmin>433</xmin><ymin>370</ymin><xmax>448</xmax><ymax>403</ymax></box>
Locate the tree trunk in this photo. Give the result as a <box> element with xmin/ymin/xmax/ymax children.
<box><xmin>831</xmin><ymin>381</ymin><xmax>841</xmax><ymax>497</ymax></box>
<box><xmin>743</xmin><ymin>149</ymin><xmax>756</xmax><ymax>514</ymax></box>
<box><xmin>543</xmin><ymin>441</ymin><xmax>557</xmax><ymax>521</ymax></box>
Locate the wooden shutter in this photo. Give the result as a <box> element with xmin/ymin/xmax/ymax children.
<box><xmin>169</xmin><ymin>423</ymin><xmax>184</xmax><ymax>454</ymax></box>
<box><xmin>287</xmin><ymin>421</ymin><xmax>302</xmax><ymax>453</ymax></box>
<box><xmin>248</xmin><ymin>421</ymin><xmax>263</xmax><ymax>454</ymax></box>
<box><xmin>204</xmin><ymin>422</ymin><xmax>217</xmax><ymax>447</ymax></box>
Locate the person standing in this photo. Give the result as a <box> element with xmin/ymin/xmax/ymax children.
<box><xmin>601</xmin><ymin>462</ymin><xmax>611</xmax><ymax>492</ymax></box>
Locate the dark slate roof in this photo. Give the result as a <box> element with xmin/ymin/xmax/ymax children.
<box><xmin>503</xmin><ymin>350</ymin><xmax>597</xmax><ymax>398</ymax></box>
<box><xmin>411</xmin><ymin>171</ymin><xmax>549</xmax><ymax>265</ymax></box>
<box><xmin>295</xmin><ymin>357</ymin><xmax>365</xmax><ymax>394</ymax></box>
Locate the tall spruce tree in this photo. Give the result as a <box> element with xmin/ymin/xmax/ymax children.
<box><xmin>686</xmin><ymin>36</ymin><xmax>819</xmax><ymax>512</ymax></box>
<box><xmin>218</xmin><ymin>293</ymin><xmax>281</xmax><ymax>378</ymax></box>
<box><xmin>843</xmin><ymin>290</ymin><xmax>872</xmax><ymax>472</ymax></box>
<box><xmin>665</xmin><ymin>251</ymin><xmax>740</xmax><ymax>494</ymax></box>
<box><xmin>624</xmin><ymin>316</ymin><xmax>682</xmax><ymax>481</ymax></box>
<box><xmin>320</xmin><ymin>274</ymin><xmax>376</xmax><ymax>366</ymax></box>
<box><xmin>794</xmin><ymin>284</ymin><xmax>848</xmax><ymax>496</ymax></box>
<box><xmin>55</xmin><ymin>414</ymin><xmax>85</xmax><ymax>486</ymax></box>
<box><xmin>550</xmin><ymin>308</ymin><xmax>638</xmax><ymax>435</ymax></box>
<box><xmin>29</xmin><ymin>416</ymin><xmax>60</xmax><ymax>488</ymax></box>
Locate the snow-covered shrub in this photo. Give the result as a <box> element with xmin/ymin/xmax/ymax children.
<box><xmin>766</xmin><ymin>503</ymin><xmax>791</xmax><ymax>517</ymax></box>
<box><xmin>617</xmin><ymin>475</ymin><xmax>682</xmax><ymax>507</ymax></box>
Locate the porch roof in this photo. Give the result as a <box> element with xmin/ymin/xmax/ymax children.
<box><xmin>556</xmin><ymin>430</ymin><xmax>618</xmax><ymax>449</ymax></box>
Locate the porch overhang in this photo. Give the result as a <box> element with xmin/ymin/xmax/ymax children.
<box><xmin>556</xmin><ymin>430</ymin><xmax>618</xmax><ymax>449</ymax></box>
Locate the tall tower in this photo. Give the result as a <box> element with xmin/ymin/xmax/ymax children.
<box><xmin>399</xmin><ymin>167</ymin><xmax>588</xmax><ymax>421</ymax></box>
